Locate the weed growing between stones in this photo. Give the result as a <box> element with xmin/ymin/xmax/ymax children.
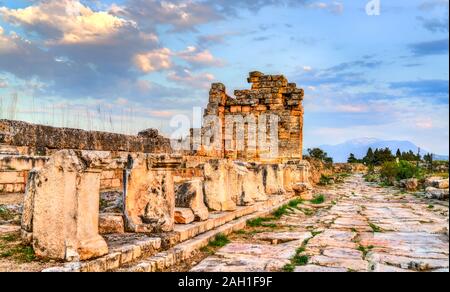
<box><xmin>311</xmin><ymin>195</ymin><xmax>325</xmax><ymax>204</ymax></box>
<box><xmin>288</xmin><ymin>198</ymin><xmax>303</xmax><ymax>208</ymax></box>
<box><xmin>208</xmin><ymin>234</ymin><xmax>230</xmax><ymax>248</ymax></box>
<box><xmin>358</xmin><ymin>245</ymin><xmax>374</xmax><ymax>258</ymax></box>
<box><xmin>247</xmin><ymin>217</ymin><xmax>277</xmax><ymax>228</ymax></box>
<box><xmin>369</xmin><ymin>223</ymin><xmax>383</xmax><ymax>233</ymax></box>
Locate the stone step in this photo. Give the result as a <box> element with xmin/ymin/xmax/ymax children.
<box><xmin>0</xmin><ymin>145</ymin><xmax>20</xmax><ymax>155</ymax></box>
<box><xmin>41</xmin><ymin>193</ymin><xmax>297</xmax><ymax>272</ymax></box>
<box><xmin>117</xmin><ymin>197</ymin><xmax>296</xmax><ymax>272</ymax></box>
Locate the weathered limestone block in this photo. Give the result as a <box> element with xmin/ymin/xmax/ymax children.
<box><xmin>293</xmin><ymin>182</ymin><xmax>314</xmax><ymax>200</ymax></box>
<box><xmin>99</xmin><ymin>214</ymin><xmax>125</xmax><ymax>234</ymax></box>
<box><xmin>203</xmin><ymin>160</ymin><xmax>237</xmax><ymax>211</ymax></box>
<box><xmin>21</xmin><ymin>150</ymin><xmax>109</xmax><ymax>261</ymax></box>
<box><xmin>263</xmin><ymin>164</ymin><xmax>286</xmax><ymax>195</ymax></box>
<box><xmin>425</xmin><ymin>187</ymin><xmax>449</xmax><ymax>200</ymax></box>
<box><xmin>174</xmin><ymin>208</ymin><xmax>195</xmax><ymax>224</ymax></box>
<box><xmin>239</xmin><ymin>163</ymin><xmax>267</xmax><ymax>205</ymax></box>
<box><xmin>425</xmin><ymin>177</ymin><xmax>449</xmax><ymax>189</ymax></box>
<box><xmin>283</xmin><ymin>160</ymin><xmax>311</xmax><ymax>192</ymax></box>
<box><xmin>124</xmin><ymin>154</ymin><xmax>179</xmax><ymax>233</ymax></box>
<box><xmin>400</xmin><ymin>178</ymin><xmax>419</xmax><ymax>192</ymax></box>
<box><xmin>175</xmin><ymin>179</ymin><xmax>209</xmax><ymax>221</ymax></box>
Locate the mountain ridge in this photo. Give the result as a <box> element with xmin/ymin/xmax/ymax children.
<box><xmin>306</xmin><ymin>138</ymin><xmax>449</xmax><ymax>163</ymax></box>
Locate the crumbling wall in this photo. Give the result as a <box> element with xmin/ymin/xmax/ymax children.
<box><xmin>0</xmin><ymin>119</ymin><xmax>172</xmax><ymax>156</ymax></box>
<box><xmin>198</xmin><ymin>72</ymin><xmax>304</xmax><ymax>162</ymax></box>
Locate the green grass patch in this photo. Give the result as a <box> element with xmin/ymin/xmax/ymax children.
<box><xmin>428</xmin><ymin>205</ymin><xmax>435</xmax><ymax>209</ymax></box>
<box><xmin>310</xmin><ymin>195</ymin><xmax>325</xmax><ymax>205</ymax></box>
<box><xmin>288</xmin><ymin>198</ymin><xmax>303</xmax><ymax>208</ymax></box>
<box><xmin>272</xmin><ymin>205</ymin><xmax>289</xmax><ymax>219</ymax></box>
<box><xmin>0</xmin><ymin>244</ymin><xmax>36</xmax><ymax>263</ymax></box>
<box><xmin>282</xmin><ymin>264</ymin><xmax>295</xmax><ymax>272</ymax></box>
<box><xmin>247</xmin><ymin>217</ymin><xmax>277</xmax><ymax>228</ymax></box>
<box><xmin>369</xmin><ymin>223</ymin><xmax>383</xmax><ymax>233</ymax></box>
<box><xmin>208</xmin><ymin>234</ymin><xmax>230</xmax><ymax>248</ymax></box>
<box><xmin>311</xmin><ymin>231</ymin><xmax>322</xmax><ymax>237</ymax></box>
<box><xmin>292</xmin><ymin>254</ymin><xmax>309</xmax><ymax>266</ymax></box>
<box><xmin>357</xmin><ymin>245</ymin><xmax>374</xmax><ymax>258</ymax></box>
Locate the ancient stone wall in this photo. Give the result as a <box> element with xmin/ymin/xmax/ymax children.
<box><xmin>198</xmin><ymin>72</ymin><xmax>304</xmax><ymax>162</ymax></box>
<box><xmin>0</xmin><ymin>119</ymin><xmax>172</xmax><ymax>156</ymax></box>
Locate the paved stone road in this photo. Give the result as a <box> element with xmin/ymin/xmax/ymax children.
<box><xmin>191</xmin><ymin>174</ymin><xmax>449</xmax><ymax>272</ymax></box>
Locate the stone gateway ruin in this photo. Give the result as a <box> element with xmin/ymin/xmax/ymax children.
<box><xmin>0</xmin><ymin>72</ymin><xmax>315</xmax><ymax>271</ymax></box>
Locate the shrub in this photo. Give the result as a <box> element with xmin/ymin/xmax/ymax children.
<box><xmin>379</xmin><ymin>160</ymin><xmax>423</xmax><ymax>184</ymax></box>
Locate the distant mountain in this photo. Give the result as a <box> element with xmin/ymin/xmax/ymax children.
<box><xmin>308</xmin><ymin>138</ymin><xmax>449</xmax><ymax>163</ymax></box>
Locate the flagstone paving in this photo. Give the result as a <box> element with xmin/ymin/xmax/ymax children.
<box><xmin>191</xmin><ymin>174</ymin><xmax>449</xmax><ymax>272</ymax></box>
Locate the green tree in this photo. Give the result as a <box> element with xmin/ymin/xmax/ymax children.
<box><xmin>363</xmin><ymin>147</ymin><xmax>375</xmax><ymax>165</ymax></box>
<box><xmin>347</xmin><ymin>153</ymin><xmax>359</xmax><ymax>163</ymax></box>
<box><xmin>307</xmin><ymin>148</ymin><xmax>333</xmax><ymax>164</ymax></box>
<box><xmin>396</xmin><ymin>149</ymin><xmax>402</xmax><ymax>158</ymax></box>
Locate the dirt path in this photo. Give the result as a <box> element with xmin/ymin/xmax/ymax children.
<box><xmin>191</xmin><ymin>174</ymin><xmax>449</xmax><ymax>272</ymax></box>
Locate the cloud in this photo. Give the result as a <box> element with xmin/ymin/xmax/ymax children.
<box><xmin>134</xmin><ymin>48</ymin><xmax>173</xmax><ymax>73</ymax></box>
<box><xmin>295</xmin><ymin>57</ymin><xmax>383</xmax><ymax>88</ymax></box>
<box><xmin>113</xmin><ymin>0</ymin><xmax>222</xmax><ymax>32</ymax></box>
<box><xmin>177</xmin><ymin>46</ymin><xmax>224</xmax><ymax>68</ymax></box>
<box><xmin>0</xmin><ymin>0</ymin><xmax>137</xmax><ymax>45</ymax></box>
<box><xmin>389</xmin><ymin>79</ymin><xmax>449</xmax><ymax>99</ymax></box>
<box><xmin>418</xmin><ymin>0</ymin><xmax>449</xmax><ymax>11</ymax></box>
<box><xmin>307</xmin><ymin>1</ymin><xmax>344</xmax><ymax>14</ymax></box>
<box><xmin>408</xmin><ymin>38</ymin><xmax>449</xmax><ymax>56</ymax></box>
<box><xmin>417</xmin><ymin>15</ymin><xmax>449</xmax><ymax>33</ymax></box>
<box><xmin>167</xmin><ymin>68</ymin><xmax>215</xmax><ymax>89</ymax></box>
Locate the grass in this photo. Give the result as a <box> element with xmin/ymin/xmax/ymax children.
<box><xmin>272</xmin><ymin>205</ymin><xmax>289</xmax><ymax>219</ymax></box>
<box><xmin>311</xmin><ymin>231</ymin><xmax>322</xmax><ymax>237</ymax></box>
<box><xmin>428</xmin><ymin>204</ymin><xmax>435</xmax><ymax>209</ymax></box>
<box><xmin>282</xmin><ymin>264</ymin><xmax>295</xmax><ymax>272</ymax></box>
<box><xmin>357</xmin><ymin>245</ymin><xmax>374</xmax><ymax>258</ymax></box>
<box><xmin>208</xmin><ymin>234</ymin><xmax>230</xmax><ymax>248</ymax></box>
<box><xmin>369</xmin><ymin>223</ymin><xmax>383</xmax><ymax>233</ymax></box>
<box><xmin>310</xmin><ymin>195</ymin><xmax>325</xmax><ymax>205</ymax></box>
<box><xmin>247</xmin><ymin>217</ymin><xmax>277</xmax><ymax>228</ymax></box>
<box><xmin>0</xmin><ymin>234</ymin><xmax>36</xmax><ymax>263</ymax></box>
<box><xmin>292</xmin><ymin>254</ymin><xmax>309</xmax><ymax>266</ymax></box>
<box><xmin>288</xmin><ymin>198</ymin><xmax>303</xmax><ymax>208</ymax></box>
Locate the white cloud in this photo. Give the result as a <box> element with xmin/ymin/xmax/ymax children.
<box><xmin>134</xmin><ymin>48</ymin><xmax>173</xmax><ymax>73</ymax></box>
<box><xmin>177</xmin><ymin>46</ymin><xmax>224</xmax><ymax>68</ymax></box>
<box><xmin>0</xmin><ymin>0</ymin><xmax>136</xmax><ymax>45</ymax></box>
<box><xmin>167</xmin><ymin>68</ymin><xmax>215</xmax><ymax>89</ymax></box>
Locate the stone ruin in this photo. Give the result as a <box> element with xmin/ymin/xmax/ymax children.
<box><xmin>0</xmin><ymin>72</ymin><xmax>314</xmax><ymax>265</ymax></box>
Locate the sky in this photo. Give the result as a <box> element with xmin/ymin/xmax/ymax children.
<box><xmin>0</xmin><ymin>0</ymin><xmax>448</xmax><ymax>154</ymax></box>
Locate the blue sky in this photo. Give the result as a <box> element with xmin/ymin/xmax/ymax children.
<box><xmin>0</xmin><ymin>0</ymin><xmax>448</xmax><ymax>154</ymax></box>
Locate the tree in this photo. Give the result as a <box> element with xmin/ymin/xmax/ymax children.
<box><xmin>363</xmin><ymin>147</ymin><xmax>375</xmax><ymax>165</ymax></box>
<box><xmin>307</xmin><ymin>148</ymin><xmax>333</xmax><ymax>164</ymax></box>
<box><xmin>424</xmin><ymin>153</ymin><xmax>434</xmax><ymax>172</ymax></box>
<box><xmin>347</xmin><ymin>153</ymin><xmax>359</xmax><ymax>163</ymax></box>
<box><xmin>396</xmin><ymin>149</ymin><xmax>402</xmax><ymax>158</ymax></box>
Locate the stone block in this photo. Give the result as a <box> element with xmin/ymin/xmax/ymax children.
<box><xmin>99</xmin><ymin>213</ymin><xmax>125</xmax><ymax>234</ymax></box>
<box><xmin>175</xmin><ymin>208</ymin><xmax>195</xmax><ymax>224</ymax></box>
<box><xmin>175</xmin><ymin>179</ymin><xmax>209</xmax><ymax>221</ymax></box>
<box><xmin>21</xmin><ymin>150</ymin><xmax>109</xmax><ymax>261</ymax></box>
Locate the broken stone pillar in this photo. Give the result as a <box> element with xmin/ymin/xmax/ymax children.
<box><xmin>239</xmin><ymin>163</ymin><xmax>267</xmax><ymax>205</ymax></box>
<box><xmin>263</xmin><ymin>164</ymin><xmax>286</xmax><ymax>195</ymax></box>
<box><xmin>203</xmin><ymin>159</ymin><xmax>237</xmax><ymax>211</ymax></box>
<box><xmin>175</xmin><ymin>179</ymin><xmax>209</xmax><ymax>221</ymax></box>
<box><xmin>21</xmin><ymin>150</ymin><xmax>109</xmax><ymax>261</ymax></box>
<box><xmin>284</xmin><ymin>160</ymin><xmax>311</xmax><ymax>192</ymax></box>
<box><xmin>124</xmin><ymin>154</ymin><xmax>181</xmax><ymax>233</ymax></box>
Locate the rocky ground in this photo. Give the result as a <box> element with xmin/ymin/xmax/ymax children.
<box><xmin>191</xmin><ymin>174</ymin><xmax>449</xmax><ymax>272</ymax></box>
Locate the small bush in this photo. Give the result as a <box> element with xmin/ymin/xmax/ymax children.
<box><xmin>283</xmin><ymin>264</ymin><xmax>295</xmax><ymax>272</ymax></box>
<box><xmin>379</xmin><ymin>160</ymin><xmax>423</xmax><ymax>185</ymax></box>
<box><xmin>318</xmin><ymin>174</ymin><xmax>333</xmax><ymax>186</ymax></box>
